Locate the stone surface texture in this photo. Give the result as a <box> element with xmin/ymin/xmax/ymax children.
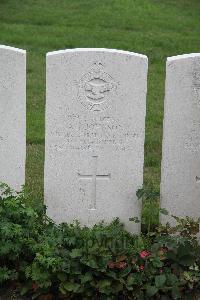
<box><xmin>0</xmin><ymin>45</ymin><xmax>26</xmax><ymax>191</ymax></box>
<box><xmin>161</xmin><ymin>53</ymin><xmax>200</xmax><ymax>224</ymax></box>
<box><xmin>45</xmin><ymin>48</ymin><xmax>148</xmax><ymax>233</ymax></box>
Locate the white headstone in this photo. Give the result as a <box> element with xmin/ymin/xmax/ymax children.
<box><xmin>0</xmin><ymin>45</ymin><xmax>26</xmax><ymax>191</ymax></box>
<box><xmin>161</xmin><ymin>53</ymin><xmax>200</xmax><ymax>224</ymax></box>
<box><xmin>45</xmin><ymin>48</ymin><xmax>148</xmax><ymax>233</ymax></box>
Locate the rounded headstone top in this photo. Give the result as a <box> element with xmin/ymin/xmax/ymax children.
<box><xmin>46</xmin><ymin>48</ymin><xmax>148</xmax><ymax>61</ymax></box>
<box><xmin>167</xmin><ymin>53</ymin><xmax>200</xmax><ymax>62</ymax></box>
<box><xmin>0</xmin><ymin>45</ymin><xmax>26</xmax><ymax>54</ymax></box>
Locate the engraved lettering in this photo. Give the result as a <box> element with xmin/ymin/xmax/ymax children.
<box><xmin>196</xmin><ymin>176</ymin><xmax>200</xmax><ymax>183</ymax></box>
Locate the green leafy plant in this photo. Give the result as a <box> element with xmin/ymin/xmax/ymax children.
<box><xmin>0</xmin><ymin>183</ymin><xmax>199</xmax><ymax>299</ymax></box>
<box><xmin>136</xmin><ymin>185</ymin><xmax>163</xmax><ymax>233</ymax></box>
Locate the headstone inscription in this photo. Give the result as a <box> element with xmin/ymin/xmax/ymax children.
<box><xmin>0</xmin><ymin>45</ymin><xmax>26</xmax><ymax>191</ymax></box>
<box><xmin>161</xmin><ymin>53</ymin><xmax>200</xmax><ymax>224</ymax></box>
<box><xmin>45</xmin><ymin>48</ymin><xmax>148</xmax><ymax>233</ymax></box>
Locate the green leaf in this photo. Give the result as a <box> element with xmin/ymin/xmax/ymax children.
<box><xmin>136</xmin><ymin>188</ymin><xmax>144</xmax><ymax>199</ymax></box>
<box><xmin>62</xmin><ymin>282</ymin><xmax>81</xmax><ymax>293</ymax></box>
<box><xmin>152</xmin><ymin>257</ymin><xmax>163</xmax><ymax>268</ymax></box>
<box><xmin>159</xmin><ymin>208</ymin><xmax>169</xmax><ymax>215</ymax></box>
<box><xmin>127</xmin><ymin>274</ymin><xmax>135</xmax><ymax>286</ymax></box>
<box><xmin>171</xmin><ymin>286</ymin><xmax>181</xmax><ymax>299</ymax></box>
<box><xmin>98</xmin><ymin>279</ymin><xmax>111</xmax><ymax>288</ymax></box>
<box><xmin>20</xmin><ymin>285</ymin><xmax>31</xmax><ymax>296</ymax></box>
<box><xmin>120</xmin><ymin>265</ymin><xmax>131</xmax><ymax>277</ymax></box>
<box><xmin>146</xmin><ymin>285</ymin><xmax>158</xmax><ymax>297</ymax></box>
<box><xmin>166</xmin><ymin>273</ymin><xmax>178</xmax><ymax>286</ymax></box>
<box><xmin>155</xmin><ymin>274</ymin><xmax>166</xmax><ymax>288</ymax></box>
<box><xmin>129</xmin><ymin>217</ymin><xmax>140</xmax><ymax>223</ymax></box>
<box><xmin>179</xmin><ymin>255</ymin><xmax>195</xmax><ymax>266</ymax></box>
<box><xmin>177</xmin><ymin>244</ymin><xmax>191</xmax><ymax>257</ymax></box>
<box><xmin>98</xmin><ymin>279</ymin><xmax>111</xmax><ymax>293</ymax></box>
<box><xmin>70</xmin><ymin>248</ymin><xmax>82</xmax><ymax>258</ymax></box>
<box><xmin>83</xmin><ymin>259</ymin><xmax>98</xmax><ymax>268</ymax></box>
<box><xmin>81</xmin><ymin>272</ymin><xmax>93</xmax><ymax>284</ymax></box>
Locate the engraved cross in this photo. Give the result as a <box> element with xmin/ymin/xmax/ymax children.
<box><xmin>78</xmin><ymin>156</ymin><xmax>111</xmax><ymax>210</ymax></box>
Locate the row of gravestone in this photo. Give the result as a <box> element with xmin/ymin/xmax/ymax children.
<box><xmin>0</xmin><ymin>45</ymin><xmax>200</xmax><ymax>233</ymax></box>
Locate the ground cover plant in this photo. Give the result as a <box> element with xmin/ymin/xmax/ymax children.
<box><xmin>0</xmin><ymin>0</ymin><xmax>200</xmax><ymax>200</ymax></box>
<box><xmin>0</xmin><ymin>184</ymin><xmax>199</xmax><ymax>300</ymax></box>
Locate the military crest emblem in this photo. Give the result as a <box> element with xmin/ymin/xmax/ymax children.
<box><xmin>78</xmin><ymin>62</ymin><xmax>117</xmax><ymax>112</ymax></box>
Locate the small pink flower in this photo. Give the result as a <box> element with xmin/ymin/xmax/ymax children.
<box><xmin>140</xmin><ymin>250</ymin><xmax>150</xmax><ymax>259</ymax></box>
<box><xmin>117</xmin><ymin>262</ymin><xmax>127</xmax><ymax>269</ymax></box>
<box><xmin>107</xmin><ymin>261</ymin><xmax>115</xmax><ymax>269</ymax></box>
<box><xmin>107</xmin><ymin>260</ymin><xmax>127</xmax><ymax>270</ymax></box>
<box><xmin>140</xmin><ymin>265</ymin><xmax>145</xmax><ymax>271</ymax></box>
<box><xmin>32</xmin><ymin>282</ymin><xmax>38</xmax><ymax>291</ymax></box>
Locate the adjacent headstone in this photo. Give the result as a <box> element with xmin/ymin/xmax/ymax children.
<box><xmin>0</xmin><ymin>45</ymin><xmax>26</xmax><ymax>191</ymax></box>
<box><xmin>45</xmin><ymin>48</ymin><xmax>148</xmax><ymax>233</ymax></box>
<box><xmin>161</xmin><ymin>53</ymin><xmax>200</xmax><ymax>224</ymax></box>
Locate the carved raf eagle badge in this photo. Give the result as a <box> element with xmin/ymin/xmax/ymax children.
<box><xmin>78</xmin><ymin>62</ymin><xmax>117</xmax><ymax>112</ymax></box>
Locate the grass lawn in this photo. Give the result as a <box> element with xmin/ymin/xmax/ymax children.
<box><xmin>0</xmin><ymin>0</ymin><xmax>200</xmax><ymax>201</ymax></box>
